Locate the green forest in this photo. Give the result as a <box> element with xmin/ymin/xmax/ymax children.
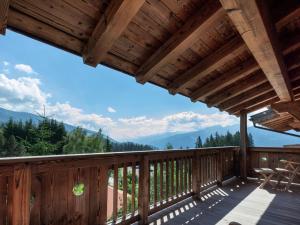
<box><xmin>0</xmin><ymin>118</ymin><xmax>154</xmax><ymax>157</ymax></box>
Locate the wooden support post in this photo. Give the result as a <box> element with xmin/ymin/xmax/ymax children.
<box><xmin>138</xmin><ymin>156</ymin><xmax>149</xmax><ymax>225</ymax></box>
<box><xmin>98</xmin><ymin>165</ymin><xmax>108</xmax><ymax>225</ymax></box>
<box><xmin>192</xmin><ymin>151</ymin><xmax>201</xmax><ymax>200</ymax></box>
<box><xmin>0</xmin><ymin>0</ymin><xmax>9</xmax><ymax>35</ymax></box>
<box><xmin>240</xmin><ymin>111</ymin><xmax>248</xmax><ymax>179</ymax></box>
<box><xmin>11</xmin><ymin>164</ymin><xmax>31</xmax><ymax>225</ymax></box>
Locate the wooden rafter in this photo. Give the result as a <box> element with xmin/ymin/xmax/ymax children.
<box><xmin>135</xmin><ymin>0</ymin><xmax>224</xmax><ymax>84</ymax></box>
<box><xmin>206</xmin><ymin>71</ymin><xmax>267</xmax><ymax>107</ymax></box>
<box><xmin>0</xmin><ymin>0</ymin><xmax>9</xmax><ymax>35</ymax></box>
<box><xmin>83</xmin><ymin>0</ymin><xmax>144</xmax><ymax>67</ymax></box>
<box><xmin>220</xmin><ymin>0</ymin><xmax>293</xmax><ymax>102</ymax></box>
<box><xmin>168</xmin><ymin>37</ymin><xmax>246</xmax><ymax>94</ymax></box>
<box><xmin>272</xmin><ymin>101</ymin><xmax>300</xmax><ymax>121</ymax></box>
<box><xmin>244</xmin><ymin>97</ymin><xmax>279</xmax><ymax>115</ymax></box>
<box><xmin>191</xmin><ymin>59</ymin><xmax>259</xmax><ymax>102</ymax></box>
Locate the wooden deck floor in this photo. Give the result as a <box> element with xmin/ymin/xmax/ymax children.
<box><xmin>147</xmin><ymin>180</ymin><xmax>300</xmax><ymax>225</ymax></box>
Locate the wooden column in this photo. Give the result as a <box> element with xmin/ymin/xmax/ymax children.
<box><xmin>240</xmin><ymin>111</ymin><xmax>248</xmax><ymax>179</ymax></box>
<box><xmin>0</xmin><ymin>0</ymin><xmax>9</xmax><ymax>35</ymax></box>
<box><xmin>192</xmin><ymin>151</ymin><xmax>201</xmax><ymax>200</ymax></box>
<box><xmin>138</xmin><ymin>156</ymin><xmax>149</xmax><ymax>225</ymax></box>
<box><xmin>11</xmin><ymin>164</ymin><xmax>31</xmax><ymax>225</ymax></box>
<box><xmin>98</xmin><ymin>165</ymin><xmax>108</xmax><ymax>225</ymax></box>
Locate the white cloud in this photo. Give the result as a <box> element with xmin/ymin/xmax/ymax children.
<box><xmin>14</xmin><ymin>64</ymin><xmax>36</xmax><ymax>74</ymax></box>
<box><xmin>0</xmin><ymin>72</ymin><xmax>239</xmax><ymax>141</ymax></box>
<box><xmin>107</xmin><ymin>106</ymin><xmax>116</xmax><ymax>113</ymax></box>
<box><xmin>3</xmin><ymin>61</ymin><xmax>9</xmax><ymax>66</ymax></box>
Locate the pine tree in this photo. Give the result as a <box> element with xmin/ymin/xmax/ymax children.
<box><xmin>165</xmin><ymin>143</ymin><xmax>173</xmax><ymax>150</ymax></box>
<box><xmin>195</xmin><ymin>136</ymin><xmax>203</xmax><ymax>148</ymax></box>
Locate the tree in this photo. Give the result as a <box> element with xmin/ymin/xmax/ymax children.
<box><xmin>165</xmin><ymin>143</ymin><xmax>173</xmax><ymax>150</ymax></box>
<box><xmin>195</xmin><ymin>136</ymin><xmax>203</xmax><ymax>148</ymax></box>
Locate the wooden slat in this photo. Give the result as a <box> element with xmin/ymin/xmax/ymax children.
<box><xmin>11</xmin><ymin>164</ymin><xmax>31</xmax><ymax>225</ymax></box>
<box><xmin>272</xmin><ymin>101</ymin><xmax>300</xmax><ymax>121</ymax></box>
<box><xmin>165</xmin><ymin>160</ymin><xmax>169</xmax><ymax>200</ymax></box>
<box><xmin>207</xmin><ymin>71</ymin><xmax>267</xmax><ymax>107</ymax></box>
<box><xmin>168</xmin><ymin>37</ymin><xmax>246</xmax><ymax>94</ymax></box>
<box><xmin>175</xmin><ymin>159</ymin><xmax>179</xmax><ymax>196</ymax></box>
<box><xmin>171</xmin><ymin>159</ymin><xmax>174</xmax><ymax>198</ymax></box>
<box><xmin>138</xmin><ymin>156</ymin><xmax>149</xmax><ymax>225</ymax></box>
<box><xmin>153</xmin><ymin>161</ymin><xmax>157</xmax><ymax>207</ymax></box>
<box><xmin>0</xmin><ymin>0</ymin><xmax>9</xmax><ymax>35</ymax></box>
<box><xmin>191</xmin><ymin>59</ymin><xmax>259</xmax><ymax>102</ymax></box>
<box><xmin>122</xmin><ymin>164</ymin><xmax>128</xmax><ymax>220</ymax></box>
<box><xmin>159</xmin><ymin>160</ymin><xmax>163</xmax><ymax>204</ymax></box>
<box><xmin>131</xmin><ymin>162</ymin><xmax>136</xmax><ymax>215</ymax></box>
<box><xmin>0</xmin><ymin>176</ymin><xmax>8</xmax><ymax>225</ymax></box>
<box><xmin>113</xmin><ymin>164</ymin><xmax>118</xmax><ymax>222</ymax></box>
<box><xmin>220</xmin><ymin>0</ymin><xmax>293</xmax><ymax>101</ymax></box>
<box><xmin>83</xmin><ymin>0</ymin><xmax>144</xmax><ymax>66</ymax></box>
<box><xmin>135</xmin><ymin>0</ymin><xmax>224</xmax><ymax>84</ymax></box>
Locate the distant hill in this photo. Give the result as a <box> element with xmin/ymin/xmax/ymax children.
<box><xmin>132</xmin><ymin>125</ymin><xmax>300</xmax><ymax>149</ymax></box>
<box><xmin>0</xmin><ymin>107</ymin><xmax>116</xmax><ymax>142</ymax></box>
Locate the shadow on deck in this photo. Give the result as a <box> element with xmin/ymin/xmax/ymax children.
<box><xmin>147</xmin><ymin>180</ymin><xmax>300</xmax><ymax>225</ymax></box>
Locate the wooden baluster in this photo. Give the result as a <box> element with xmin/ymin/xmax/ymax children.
<box><xmin>153</xmin><ymin>161</ymin><xmax>157</xmax><ymax>207</ymax></box>
<box><xmin>122</xmin><ymin>164</ymin><xmax>128</xmax><ymax>220</ymax></box>
<box><xmin>184</xmin><ymin>158</ymin><xmax>188</xmax><ymax>193</ymax></box>
<box><xmin>11</xmin><ymin>164</ymin><xmax>31</xmax><ymax>225</ymax></box>
<box><xmin>160</xmin><ymin>160</ymin><xmax>163</xmax><ymax>204</ymax></box>
<box><xmin>131</xmin><ymin>162</ymin><xmax>136</xmax><ymax>215</ymax></box>
<box><xmin>176</xmin><ymin>159</ymin><xmax>179</xmax><ymax>197</ymax></box>
<box><xmin>171</xmin><ymin>159</ymin><xmax>174</xmax><ymax>199</ymax></box>
<box><xmin>179</xmin><ymin>159</ymin><xmax>183</xmax><ymax>195</ymax></box>
<box><xmin>165</xmin><ymin>159</ymin><xmax>169</xmax><ymax>201</ymax></box>
<box><xmin>138</xmin><ymin>156</ymin><xmax>149</xmax><ymax>225</ymax></box>
<box><xmin>99</xmin><ymin>165</ymin><xmax>108</xmax><ymax>225</ymax></box>
<box><xmin>113</xmin><ymin>164</ymin><xmax>118</xmax><ymax>223</ymax></box>
<box><xmin>188</xmin><ymin>157</ymin><xmax>192</xmax><ymax>192</ymax></box>
<box><xmin>192</xmin><ymin>151</ymin><xmax>200</xmax><ymax>200</ymax></box>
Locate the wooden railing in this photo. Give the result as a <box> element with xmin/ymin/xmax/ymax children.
<box><xmin>248</xmin><ymin>147</ymin><xmax>300</xmax><ymax>183</ymax></box>
<box><xmin>0</xmin><ymin>147</ymin><xmax>238</xmax><ymax>225</ymax></box>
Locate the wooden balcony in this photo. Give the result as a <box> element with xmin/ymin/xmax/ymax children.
<box><xmin>0</xmin><ymin>147</ymin><xmax>299</xmax><ymax>225</ymax></box>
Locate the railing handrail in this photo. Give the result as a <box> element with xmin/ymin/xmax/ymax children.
<box><xmin>0</xmin><ymin>146</ymin><xmax>239</xmax><ymax>164</ymax></box>
<box><xmin>249</xmin><ymin>147</ymin><xmax>300</xmax><ymax>153</ymax></box>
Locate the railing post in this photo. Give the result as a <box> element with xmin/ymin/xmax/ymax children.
<box><xmin>138</xmin><ymin>155</ymin><xmax>149</xmax><ymax>225</ymax></box>
<box><xmin>192</xmin><ymin>151</ymin><xmax>201</xmax><ymax>200</ymax></box>
<box><xmin>217</xmin><ymin>150</ymin><xmax>223</xmax><ymax>186</ymax></box>
<box><xmin>98</xmin><ymin>165</ymin><xmax>108</xmax><ymax>225</ymax></box>
<box><xmin>11</xmin><ymin>164</ymin><xmax>31</xmax><ymax>225</ymax></box>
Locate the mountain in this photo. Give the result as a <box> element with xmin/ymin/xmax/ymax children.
<box><xmin>132</xmin><ymin>125</ymin><xmax>300</xmax><ymax>149</ymax></box>
<box><xmin>0</xmin><ymin>107</ymin><xmax>117</xmax><ymax>142</ymax></box>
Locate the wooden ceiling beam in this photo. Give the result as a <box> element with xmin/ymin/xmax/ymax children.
<box><xmin>243</xmin><ymin>97</ymin><xmax>280</xmax><ymax>115</ymax></box>
<box><xmin>135</xmin><ymin>0</ymin><xmax>224</xmax><ymax>84</ymax></box>
<box><xmin>272</xmin><ymin>101</ymin><xmax>300</xmax><ymax>121</ymax></box>
<box><xmin>206</xmin><ymin>71</ymin><xmax>267</xmax><ymax>107</ymax></box>
<box><xmin>191</xmin><ymin>59</ymin><xmax>259</xmax><ymax>102</ymax></box>
<box><xmin>229</xmin><ymin>90</ymin><xmax>277</xmax><ymax>115</ymax></box>
<box><xmin>0</xmin><ymin>0</ymin><xmax>9</xmax><ymax>35</ymax></box>
<box><xmin>168</xmin><ymin>37</ymin><xmax>246</xmax><ymax>94</ymax></box>
<box><xmin>83</xmin><ymin>0</ymin><xmax>144</xmax><ymax>67</ymax></box>
<box><xmin>220</xmin><ymin>82</ymin><xmax>272</xmax><ymax>111</ymax></box>
<box><xmin>220</xmin><ymin>0</ymin><xmax>293</xmax><ymax>102</ymax></box>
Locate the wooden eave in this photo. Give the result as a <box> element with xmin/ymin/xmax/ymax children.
<box><xmin>2</xmin><ymin>0</ymin><xmax>300</xmax><ymax>132</ymax></box>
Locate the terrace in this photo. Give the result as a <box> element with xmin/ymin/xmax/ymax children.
<box><xmin>1</xmin><ymin>0</ymin><xmax>300</xmax><ymax>225</ymax></box>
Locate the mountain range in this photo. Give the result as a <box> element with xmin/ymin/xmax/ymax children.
<box><xmin>0</xmin><ymin>107</ymin><xmax>299</xmax><ymax>149</ymax></box>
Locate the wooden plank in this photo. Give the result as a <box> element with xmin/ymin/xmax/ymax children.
<box><xmin>159</xmin><ymin>160</ymin><xmax>163</xmax><ymax>204</ymax></box>
<box><xmin>113</xmin><ymin>164</ymin><xmax>118</xmax><ymax>223</ymax></box>
<box><xmin>165</xmin><ymin>160</ymin><xmax>169</xmax><ymax>200</ymax></box>
<box><xmin>0</xmin><ymin>0</ymin><xmax>9</xmax><ymax>35</ymax></box>
<box><xmin>272</xmin><ymin>101</ymin><xmax>300</xmax><ymax>121</ymax></box>
<box><xmin>220</xmin><ymin>0</ymin><xmax>293</xmax><ymax>101</ymax></box>
<box><xmin>153</xmin><ymin>161</ymin><xmax>157</xmax><ymax>207</ymax></box>
<box><xmin>206</xmin><ymin>71</ymin><xmax>267</xmax><ymax>107</ymax></box>
<box><xmin>131</xmin><ymin>162</ymin><xmax>136</xmax><ymax>215</ymax></box>
<box><xmin>138</xmin><ymin>156</ymin><xmax>149</xmax><ymax>225</ymax></box>
<box><xmin>191</xmin><ymin>59</ymin><xmax>259</xmax><ymax>102</ymax></box>
<box><xmin>135</xmin><ymin>0</ymin><xmax>224</xmax><ymax>83</ymax></box>
<box><xmin>175</xmin><ymin>159</ymin><xmax>179</xmax><ymax>196</ymax></box>
<box><xmin>122</xmin><ymin>164</ymin><xmax>128</xmax><ymax>220</ymax></box>
<box><xmin>83</xmin><ymin>0</ymin><xmax>144</xmax><ymax>66</ymax></box>
<box><xmin>240</xmin><ymin>111</ymin><xmax>247</xmax><ymax>179</ymax></box>
<box><xmin>11</xmin><ymin>164</ymin><xmax>31</xmax><ymax>225</ymax></box>
<box><xmin>0</xmin><ymin>176</ymin><xmax>8</xmax><ymax>225</ymax></box>
<box><xmin>168</xmin><ymin>37</ymin><xmax>246</xmax><ymax>94</ymax></box>
<box><xmin>170</xmin><ymin>159</ymin><xmax>174</xmax><ymax>198</ymax></box>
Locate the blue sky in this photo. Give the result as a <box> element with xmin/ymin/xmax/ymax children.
<box><xmin>0</xmin><ymin>31</ymin><xmax>242</xmax><ymax>141</ymax></box>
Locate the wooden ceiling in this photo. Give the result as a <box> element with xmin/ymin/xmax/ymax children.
<box><xmin>1</xmin><ymin>0</ymin><xmax>300</xmax><ymax>130</ymax></box>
